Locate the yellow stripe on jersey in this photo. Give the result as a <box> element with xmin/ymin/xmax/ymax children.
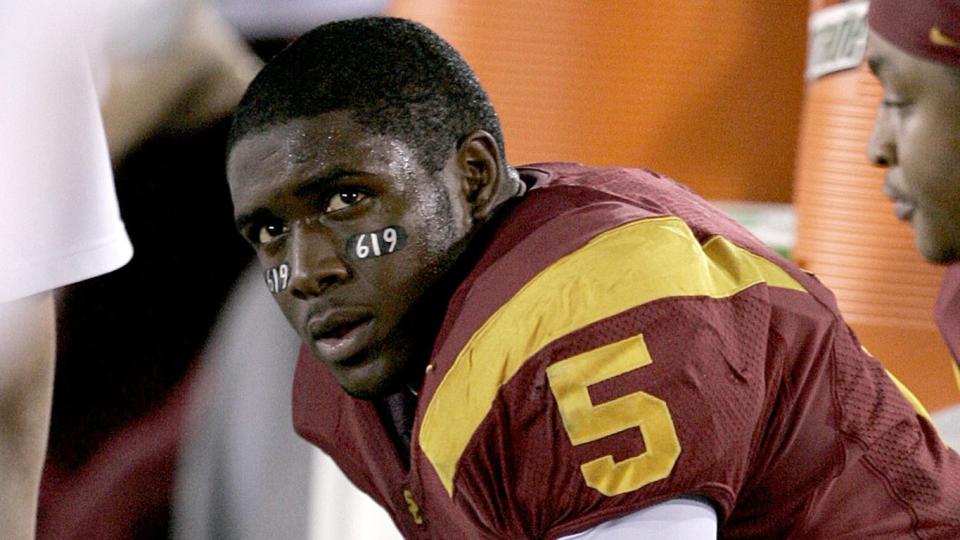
<box><xmin>954</xmin><ymin>362</ymin><xmax>960</xmax><ymax>394</ymax></box>
<box><xmin>419</xmin><ymin>216</ymin><xmax>807</xmax><ymax>496</ymax></box>
<box><xmin>861</xmin><ymin>344</ymin><xmax>937</xmax><ymax>428</ymax></box>
<box><xmin>885</xmin><ymin>370</ymin><xmax>934</xmax><ymax>425</ymax></box>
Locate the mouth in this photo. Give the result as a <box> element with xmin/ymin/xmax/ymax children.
<box><xmin>891</xmin><ymin>199</ymin><xmax>916</xmax><ymax>221</ymax></box>
<box><xmin>307</xmin><ymin>309</ymin><xmax>375</xmax><ymax>366</ymax></box>
<box><xmin>883</xmin><ymin>182</ymin><xmax>915</xmax><ymax>222</ymax></box>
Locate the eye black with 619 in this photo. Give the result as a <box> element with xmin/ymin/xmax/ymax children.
<box><xmin>346</xmin><ymin>226</ymin><xmax>407</xmax><ymax>260</ymax></box>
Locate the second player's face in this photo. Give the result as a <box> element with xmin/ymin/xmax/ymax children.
<box><xmin>228</xmin><ymin>111</ymin><xmax>468</xmax><ymax>398</ymax></box>
<box><xmin>867</xmin><ymin>31</ymin><xmax>960</xmax><ymax>264</ymax></box>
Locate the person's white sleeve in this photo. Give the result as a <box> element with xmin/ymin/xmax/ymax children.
<box><xmin>0</xmin><ymin>3</ymin><xmax>132</xmax><ymax>302</ymax></box>
<box><xmin>557</xmin><ymin>497</ymin><xmax>717</xmax><ymax>540</ymax></box>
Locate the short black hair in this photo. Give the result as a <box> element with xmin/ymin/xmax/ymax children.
<box><xmin>228</xmin><ymin>16</ymin><xmax>505</xmax><ymax>173</ymax></box>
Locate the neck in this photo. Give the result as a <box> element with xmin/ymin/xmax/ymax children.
<box><xmin>376</xmin><ymin>388</ymin><xmax>419</xmax><ymax>466</ymax></box>
<box><xmin>380</xmin><ymin>167</ymin><xmax>525</xmax><ymax>440</ymax></box>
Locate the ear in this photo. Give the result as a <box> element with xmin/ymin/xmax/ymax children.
<box><xmin>455</xmin><ymin>130</ymin><xmax>505</xmax><ymax>221</ymax></box>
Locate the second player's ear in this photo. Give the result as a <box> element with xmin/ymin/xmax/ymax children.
<box><xmin>456</xmin><ymin>130</ymin><xmax>504</xmax><ymax>221</ymax></box>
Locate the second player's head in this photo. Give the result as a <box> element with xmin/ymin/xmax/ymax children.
<box><xmin>226</xmin><ymin>17</ymin><xmax>518</xmax><ymax>398</ymax></box>
<box><xmin>866</xmin><ymin>0</ymin><xmax>960</xmax><ymax>264</ymax></box>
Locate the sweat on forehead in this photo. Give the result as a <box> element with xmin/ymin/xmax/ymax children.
<box><xmin>227</xmin><ymin>113</ymin><xmax>426</xmax><ymax>190</ymax></box>
<box><xmin>226</xmin><ymin>16</ymin><xmax>505</xmax><ymax>173</ymax></box>
<box><xmin>869</xmin><ymin>0</ymin><xmax>960</xmax><ymax>67</ymax></box>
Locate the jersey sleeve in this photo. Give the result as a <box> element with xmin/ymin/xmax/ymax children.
<box><xmin>417</xmin><ymin>215</ymin><xmax>807</xmax><ymax>538</ymax></box>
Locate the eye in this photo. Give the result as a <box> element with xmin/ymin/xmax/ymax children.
<box><xmin>880</xmin><ymin>87</ymin><xmax>912</xmax><ymax>111</ymax></box>
<box><xmin>325</xmin><ymin>189</ymin><xmax>368</xmax><ymax>213</ymax></box>
<box><xmin>256</xmin><ymin>221</ymin><xmax>289</xmax><ymax>245</ymax></box>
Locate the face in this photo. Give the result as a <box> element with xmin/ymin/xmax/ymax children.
<box><xmin>867</xmin><ymin>30</ymin><xmax>960</xmax><ymax>263</ymax></box>
<box><xmin>228</xmin><ymin>111</ymin><xmax>472</xmax><ymax>398</ymax></box>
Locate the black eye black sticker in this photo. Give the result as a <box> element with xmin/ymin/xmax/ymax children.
<box><xmin>265</xmin><ymin>262</ymin><xmax>290</xmax><ymax>294</ymax></box>
<box><xmin>346</xmin><ymin>226</ymin><xmax>407</xmax><ymax>260</ymax></box>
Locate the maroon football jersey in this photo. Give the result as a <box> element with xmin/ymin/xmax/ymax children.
<box><xmin>293</xmin><ymin>163</ymin><xmax>960</xmax><ymax>538</ymax></box>
<box><xmin>936</xmin><ymin>263</ymin><xmax>960</xmax><ymax>389</ymax></box>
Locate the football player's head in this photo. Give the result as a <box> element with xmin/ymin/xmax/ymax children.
<box><xmin>227</xmin><ymin>17</ymin><xmax>519</xmax><ymax>398</ymax></box>
<box><xmin>226</xmin><ymin>16</ymin><xmax>505</xmax><ymax>174</ymax></box>
<box><xmin>866</xmin><ymin>0</ymin><xmax>960</xmax><ymax>264</ymax></box>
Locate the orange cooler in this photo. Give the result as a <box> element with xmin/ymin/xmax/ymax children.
<box><xmin>388</xmin><ymin>0</ymin><xmax>806</xmax><ymax>203</ymax></box>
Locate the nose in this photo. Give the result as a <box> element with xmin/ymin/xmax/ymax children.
<box><xmin>867</xmin><ymin>106</ymin><xmax>896</xmax><ymax>167</ymax></box>
<box><xmin>286</xmin><ymin>226</ymin><xmax>350</xmax><ymax>300</ymax></box>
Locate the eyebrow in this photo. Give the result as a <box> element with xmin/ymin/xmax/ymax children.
<box><xmin>292</xmin><ymin>168</ymin><xmax>363</xmax><ymax>198</ymax></box>
<box><xmin>233</xmin><ymin>168</ymin><xmax>369</xmax><ymax>230</ymax></box>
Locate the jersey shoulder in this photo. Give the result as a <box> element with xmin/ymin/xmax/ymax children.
<box><xmin>416</xmin><ymin>164</ymin><xmax>817</xmax><ymax>536</ymax></box>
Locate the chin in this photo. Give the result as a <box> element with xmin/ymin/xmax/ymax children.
<box><xmin>342</xmin><ymin>384</ymin><xmax>386</xmax><ymax>400</ymax></box>
<box><xmin>334</xmin><ymin>359</ymin><xmax>408</xmax><ymax>400</ymax></box>
<box><xmin>331</xmin><ymin>326</ymin><xmax>427</xmax><ymax>400</ymax></box>
<box><xmin>925</xmin><ymin>248</ymin><xmax>960</xmax><ymax>266</ymax></box>
<box><xmin>915</xmin><ymin>232</ymin><xmax>958</xmax><ymax>265</ymax></box>
<box><xmin>340</xmin><ymin>376</ymin><xmax>399</xmax><ymax>400</ymax></box>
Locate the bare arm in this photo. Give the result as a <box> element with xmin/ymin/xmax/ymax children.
<box><xmin>0</xmin><ymin>292</ymin><xmax>56</xmax><ymax>540</ymax></box>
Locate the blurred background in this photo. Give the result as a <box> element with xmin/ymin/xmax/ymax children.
<box><xmin>24</xmin><ymin>0</ymin><xmax>960</xmax><ymax>538</ymax></box>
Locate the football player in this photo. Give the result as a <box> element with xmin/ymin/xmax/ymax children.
<box><xmin>227</xmin><ymin>17</ymin><xmax>960</xmax><ymax>538</ymax></box>
<box><xmin>866</xmin><ymin>0</ymin><xmax>960</xmax><ymax>385</ymax></box>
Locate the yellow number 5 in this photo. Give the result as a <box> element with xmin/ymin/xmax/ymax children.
<box><xmin>545</xmin><ymin>334</ymin><xmax>681</xmax><ymax>496</ymax></box>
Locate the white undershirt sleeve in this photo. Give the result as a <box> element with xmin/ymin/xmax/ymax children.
<box><xmin>0</xmin><ymin>2</ymin><xmax>132</xmax><ymax>302</ymax></box>
<box><xmin>557</xmin><ymin>497</ymin><xmax>718</xmax><ymax>540</ymax></box>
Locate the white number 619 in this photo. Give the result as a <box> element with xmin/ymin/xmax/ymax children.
<box><xmin>352</xmin><ymin>226</ymin><xmax>404</xmax><ymax>260</ymax></box>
